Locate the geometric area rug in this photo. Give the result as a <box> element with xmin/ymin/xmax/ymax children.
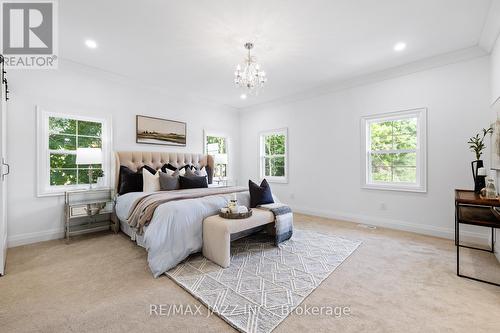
<box><xmin>166</xmin><ymin>228</ymin><xmax>362</xmax><ymax>333</ymax></box>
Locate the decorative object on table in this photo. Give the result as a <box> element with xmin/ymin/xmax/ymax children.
<box><xmin>76</xmin><ymin>148</ymin><xmax>103</xmax><ymax>189</ymax></box>
<box><xmin>234</xmin><ymin>42</ymin><xmax>267</xmax><ymax>95</ymax></box>
<box><xmin>468</xmin><ymin>127</ymin><xmax>493</xmax><ymax>193</ymax></box>
<box><xmin>228</xmin><ymin>193</ymin><xmax>238</xmax><ymax>213</ymax></box>
<box><xmin>490</xmin><ymin>120</ymin><xmax>500</xmax><ymax>169</ymax></box>
<box><xmin>220</xmin><ymin>193</ymin><xmax>251</xmax><ymax>218</ymax></box>
<box><xmin>136</xmin><ymin>115</ymin><xmax>186</xmax><ymax>146</ymax></box>
<box><xmin>485</xmin><ymin>170</ymin><xmax>498</xmax><ymax>199</ymax></box>
<box><xmin>476</xmin><ymin>167</ymin><xmax>487</xmax><ymax>194</ymax></box>
<box><xmin>218</xmin><ymin>208</ymin><xmax>252</xmax><ymax>219</ymax></box>
<box><xmin>248</xmin><ymin>179</ymin><xmax>274</xmax><ymax>208</ymax></box>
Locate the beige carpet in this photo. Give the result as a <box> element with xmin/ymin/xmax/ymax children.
<box><xmin>1</xmin><ymin>213</ymin><xmax>499</xmax><ymax>332</ymax></box>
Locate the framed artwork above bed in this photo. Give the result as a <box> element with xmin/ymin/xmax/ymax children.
<box><xmin>136</xmin><ymin>115</ymin><xmax>186</xmax><ymax>146</ymax></box>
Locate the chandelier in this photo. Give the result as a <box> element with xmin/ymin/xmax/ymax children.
<box><xmin>234</xmin><ymin>42</ymin><xmax>267</xmax><ymax>94</ymax></box>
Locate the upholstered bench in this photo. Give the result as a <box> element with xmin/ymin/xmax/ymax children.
<box><xmin>202</xmin><ymin>209</ymin><xmax>275</xmax><ymax>268</ymax></box>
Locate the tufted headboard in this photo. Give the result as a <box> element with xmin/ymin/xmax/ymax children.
<box><xmin>114</xmin><ymin>151</ymin><xmax>214</xmax><ymax>193</ymax></box>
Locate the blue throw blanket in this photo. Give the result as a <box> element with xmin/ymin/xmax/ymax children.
<box><xmin>258</xmin><ymin>203</ymin><xmax>293</xmax><ymax>245</ymax></box>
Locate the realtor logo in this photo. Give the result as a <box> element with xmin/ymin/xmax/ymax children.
<box><xmin>0</xmin><ymin>0</ymin><xmax>58</xmax><ymax>68</ymax></box>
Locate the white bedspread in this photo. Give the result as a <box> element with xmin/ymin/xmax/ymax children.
<box><xmin>116</xmin><ymin>190</ymin><xmax>252</xmax><ymax>277</ymax></box>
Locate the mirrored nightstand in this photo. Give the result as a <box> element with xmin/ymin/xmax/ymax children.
<box><xmin>64</xmin><ymin>188</ymin><xmax>117</xmax><ymax>242</ymax></box>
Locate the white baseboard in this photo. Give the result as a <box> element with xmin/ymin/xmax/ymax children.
<box><xmin>493</xmin><ymin>229</ymin><xmax>499</xmax><ymax>263</ymax></box>
<box><xmin>6</xmin><ymin>207</ymin><xmax>495</xmax><ymax>254</ymax></box>
<box><xmin>292</xmin><ymin>206</ymin><xmax>490</xmax><ymax>245</ymax></box>
<box><xmin>7</xmin><ymin>228</ymin><xmax>64</xmax><ymax>248</ymax></box>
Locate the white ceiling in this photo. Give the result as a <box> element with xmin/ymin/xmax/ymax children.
<box><xmin>60</xmin><ymin>0</ymin><xmax>494</xmax><ymax>109</ymax></box>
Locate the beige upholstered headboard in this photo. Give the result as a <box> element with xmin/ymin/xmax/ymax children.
<box><xmin>114</xmin><ymin>151</ymin><xmax>214</xmax><ymax>193</ymax></box>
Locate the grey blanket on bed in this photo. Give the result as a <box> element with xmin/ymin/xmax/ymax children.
<box><xmin>258</xmin><ymin>203</ymin><xmax>293</xmax><ymax>245</ymax></box>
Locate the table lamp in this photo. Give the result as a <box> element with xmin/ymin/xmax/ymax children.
<box><xmin>215</xmin><ymin>153</ymin><xmax>228</xmax><ymax>177</ymax></box>
<box><xmin>76</xmin><ymin>148</ymin><xmax>102</xmax><ymax>189</ymax></box>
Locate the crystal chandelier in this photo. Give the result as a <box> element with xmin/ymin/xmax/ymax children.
<box><xmin>234</xmin><ymin>42</ymin><xmax>267</xmax><ymax>94</ymax></box>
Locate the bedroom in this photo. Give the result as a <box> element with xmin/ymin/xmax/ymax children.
<box><xmin>0</xmin><ymin>0</ymin><xmax>499</xmax><ymax>332</ymax></box>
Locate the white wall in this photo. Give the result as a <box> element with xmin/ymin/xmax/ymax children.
<box><xmin>491</xmin><ymin>34</ymin><xmax>500</xmax><ymax>262</ymax></box>
<box><xmin>240</xmin><ymin>56</ymin><xmax>493</xmax><ymax>242</ymax></box>
<box><xmin>6</xmin><ymin>54</ymin><xmax>497</xmax><ymax>248</ymax></box>
<box><xmin>492</xmin><ymin>34</ymin><xmax>500</xmax><ymax>106</ymax></box>
<box><xmin>6</xmin><ymin>61</ymin><xmax>240</xmax><ymax>247</ymax></box>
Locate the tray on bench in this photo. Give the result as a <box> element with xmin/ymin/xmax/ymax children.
<box><xmin>218</xmin><ymin>209</ymin><xmax>253</xmax><ymax>219</ymax></box>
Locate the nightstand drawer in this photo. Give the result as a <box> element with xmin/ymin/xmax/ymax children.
<box><xmin>70</xmin><ymin>205</ymin><xmax>88</xmax><ymax>217</ymax></box>
<box><xmin>69</xmin><ymin>201</ymin><xmax>113</xmax><ymax>218</ymax></box>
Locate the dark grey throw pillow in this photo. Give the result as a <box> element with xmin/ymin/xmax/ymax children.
<box><xmin>159</xmin><ymin>171</ymin><xmax>180</xmax><ymax>190</ymax></box>
<box><xmin>179</xmin><ymin>175</ymin><xmax>208</xmax><ymax>189</ymax></box>
<box><xmin>184</xmin><ymin>167</ymin><xmax>197</xmax><ymax>177</ymax></box>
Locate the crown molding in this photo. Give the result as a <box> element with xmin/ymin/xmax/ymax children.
<box><xmin>57</xmin><ymin>58</ymin><xmax>239</xmax><ymax>113</ymax></box>
<box><xmin>478</xmin><ymin>0</ymin><xmax>500</xmax><ymax>52</ymax></box>
<box><xmin>238</xmin><ymin>46</ymin><xmax>488</xmax><ymax>113</ymax></box>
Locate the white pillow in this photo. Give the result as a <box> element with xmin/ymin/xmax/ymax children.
<box><xmin>179</xmin><ymin>168</ymin><xmax>186</xmax><ymax>176</ymax></box>
<box><xmin>198</xmin><ymin>166</ymin><xmax>208</xmax><ymax>177</ymax></box>
<box><xmin>143</xmin><ymin>170</ymin><xmax>161</xmax><ymax>192</ymax></box>
<box><xmin>164</xmin><ymin>168</ymin><xmax>176</xmax><ymax>176</ymax></box>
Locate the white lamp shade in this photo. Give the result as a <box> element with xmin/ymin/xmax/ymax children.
<box><xmin>207</xmin><ymin>143</ymin><xmax>219</xmax><ymax>155</ymax></box>
<box><xmin>214</xmin><ymin>154</ymin><xmax>228</xmax><ymax>165</ymax></box>
<box><xmin>76</xmin><ymin>148</ymin><xmax>102</xmax><ymax>165</ymax></box>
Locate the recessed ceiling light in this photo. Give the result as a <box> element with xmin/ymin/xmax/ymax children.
<box><xmin>393</xmin><ymin>42</ymin><xmax>406</xmax><ymax>52</ymax></box>
<box><xmin>85</xmin><ymin>39</ymin><xmax>98</xmax><ymax>49</ymax></box>
<box><xmin>240</xmin><ymin>94</ymin><xmax>247</xmax><ymax>100</ymax></box>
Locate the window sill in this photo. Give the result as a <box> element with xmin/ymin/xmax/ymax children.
<box><xmin>362</xmin><ymin>183</ymin><xmax>427</xmax><ymax>193</ymax></box>
<box><xmin>37</xmin><ymin>185</ymin><xmax>111</xmax><ymax>197</ymax></box>
<box><xmin>264</xmin><ymin>177</ymin><xmax>288</xmax><ymax>184</ymax></box>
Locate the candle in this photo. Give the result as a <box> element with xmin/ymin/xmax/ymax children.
<box><xmin>477</xmin><ymin>167</ymin><xmax>486</xmax><ymax>176</ymax></box>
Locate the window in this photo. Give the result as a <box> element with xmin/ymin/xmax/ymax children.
<box><xmin>362</xmin><ymin>108</ymin><xmax>427</xmax><ymax>192</ymax></box>
<box><xmin>204</xmin><ymin>132</ymin><xmax>228</xmax><ymax>180</ymax></box>
<box><xmin>260</xmin><ymin>128</ymin><xmax>288</xmax><ymax>183</ymax></box>
<box><xmin>37</xmin><ymin>107</ymin><xmax>111</xmax><ymax>196</ymax></box>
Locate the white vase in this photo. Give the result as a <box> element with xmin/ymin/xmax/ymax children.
<box><xmin>96</xmin><ymin>177</ymin><xmax>105</xmax><ymax>187</ymax></box>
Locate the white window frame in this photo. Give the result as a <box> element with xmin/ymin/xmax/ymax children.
<box><xmin>203</xmin><ymin>130</ymin><xmax>230</xmax><ymax>180</ymax></box>
<box><xmin>361</xmin><ymin>108</ymin><xmax>427</xmax><ymax>193</ymax></box>
<box><xmin>36</xmin><ymin>106</ymin><xmax>113</xmax><ymax>197</ymax></box>
<box><xmin>260</xmin><ymin>128</ymin><xmax>288</xmax><ymax>183</ymax></box>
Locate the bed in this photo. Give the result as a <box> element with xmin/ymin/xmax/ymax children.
<box><xmin>113</xmin><ymin>151</ymin><xmax>251</xmax><ymax>277</ymax></box>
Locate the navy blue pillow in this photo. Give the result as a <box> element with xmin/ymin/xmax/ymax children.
<box><xmin>160</xmin><ymin>163</ymin><xmax>177</xmax><ymax>173</ymax></box>
<box><xmin>179</xmin><ymin>175</ymin><xmax>208</xmax><ymax>189</ymax></box>
<box><xmin>160</xmin><ymin>163</ymin><xmax>194</xmax><ymax>173</ymax></box>
<box><xmin>249</xmin><ymin>179</ymin><xmax>274</xmax><ymax>208</ymax></box>
<box><xmin>118</xmin><ymin>165</ymin><xmax>156</xmax><ymax>195</ymax></box>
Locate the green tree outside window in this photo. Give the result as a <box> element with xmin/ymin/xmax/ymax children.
<box><xmin>49</xmin><ymin>117</ymin><xmax>103</xmax><ymax>186</ymax></box>
<box><xmin>369</xmin><ymin>118</ymin><xmax>418</xmax><ymax>183</ymax></box>
<box><xmin>262</xmin><ymin>133</ymin><xmax>286</xmax><ymax>178</ymax></box>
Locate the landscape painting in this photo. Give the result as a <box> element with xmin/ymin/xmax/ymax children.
<box><xmin>136</xmin><ymin>115</ymin><xmax>186</xmax><ymax>146</ymax></box>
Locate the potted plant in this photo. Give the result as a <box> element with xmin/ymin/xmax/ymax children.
<box><xmin>468</xmin><ymin>127</ymin><xmax>493</xmax><ymax>192</ymax></box>
<box><xmin>94</xmin><ymin>169</ymin><xmax>105</xmax><ymax>187</ymax></box>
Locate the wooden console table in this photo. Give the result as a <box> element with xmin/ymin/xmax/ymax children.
<box><xmin>455</xmin><ymin>189</ymin><xmax>499</xmax><ymax>287</ymax></box>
